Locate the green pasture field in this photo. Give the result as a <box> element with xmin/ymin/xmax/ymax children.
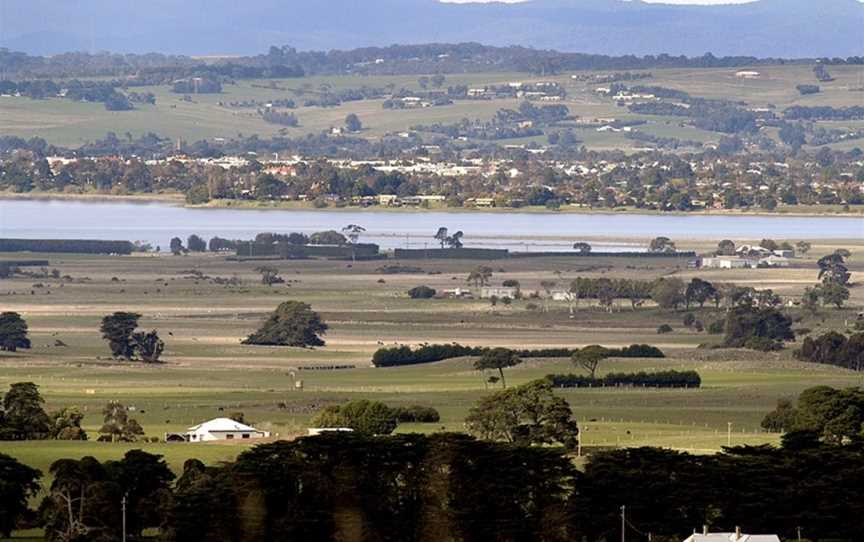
<box><xmin>0</xmin><ymin>238</ymin><xmax>861</xmax><ymax>488</ymax></box>
<box><xmin>2</xmin><ymin>64</ymin><xmax>862</xmax><ymax>149</ymax></box>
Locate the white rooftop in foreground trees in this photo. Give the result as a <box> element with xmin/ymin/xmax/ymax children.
<box><xmin>683</xmin><ymin>534</ymin><xmax>781</xmax><ymax>542</ymax></box>
<box><xmin>187</xmin><ymin>418</ymin><xmax>260</xmax><ymax>433</ymax></box>
<box><xmin>185</xmin><ymin>417</ymin><xmax>270</xmax><ymax>442</ymax></box>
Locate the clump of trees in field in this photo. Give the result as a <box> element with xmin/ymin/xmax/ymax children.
<box><xmin>98</xmin><ymin>401</ymin><xmax>145</xmax><ymax>442</ymax></box>
<box><xmin>100</xmin><ymin>312</ymin><xmax>165</xmax><ymax>362</ymax></box>
<box><xmin>243</xmin><ymin>300</ymin><xmax>327</xmax><ymax>347</ymax></box>
<box><xmin>466</xmin><ymin>379</ymin><xmax>580</xmax><ymax>450</ymax></box>
<box><xmin>0</xmin><ymin>382</ymin><xmax>87</xmax><ymax>441</ymax></box>
<box><xmin>0</xmin><ymin>312</ymin><xmax>30</xmax><ymax>352</ymax></box>
<box><xmin>761</xmin><ymin>385</ymin><xmax>863</xmax><ymax>444</ymax></box>
<box><xmin>311</xmin><ymin>400</ymin><xmax>440</xmax><ymax>435</ymax></box>
<box><xmin>408</xmin><ymin>285</ymin><xmax>436</xmax><ymax>299</ymax></box>
<box><xmin>795</xmin><ymin>332</ymin><xmax>864</xmax><ymax>371</ymax></box>
<box><xmin>722</xmin><ymin>305</ymin><xmax>794</xmax><ymax>351</ymax></box>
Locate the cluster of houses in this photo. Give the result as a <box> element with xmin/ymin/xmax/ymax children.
<box><xmin>700</xmin><ymin>245</ymin><xmax>794</xmax><ymax>269</ymax></box>
<box><xmin>595</xmin><ymin>86</ymin><xmax>658</xmax><ymax>103</ymax></box>
<box><xmin>466</xmin><ymin>81</ymin><xmax>566</xmax><ymax>101</ymax></box>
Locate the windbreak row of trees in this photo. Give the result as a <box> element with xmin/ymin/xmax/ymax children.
<box><xmin>546</xmin><ymin>369</ymin><xmax>701</xmax><ymax>389</ymax></box>
<box><xmin>2</xmin><ymin>432</ymin><xmax>862</xmax><ymax>541</ymax></box>
<box><xmin>370</xmin><ymin>343</ymin><xmax>664</xmax><ymax>367</ymax></box>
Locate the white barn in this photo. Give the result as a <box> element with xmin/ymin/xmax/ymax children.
<box><xmin>185</xmin><ymin>418</ymin><xmax>270</xmax><ymax>442</ymax></box>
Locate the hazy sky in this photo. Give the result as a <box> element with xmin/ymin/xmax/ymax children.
<box><xmin>440</xmin><ymin>1</ymin><xmax>760</xmax><ymax>4</ymax></box>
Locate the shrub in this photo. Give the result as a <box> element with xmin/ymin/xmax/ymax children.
<box><xmin>617</xmin><ymin>344</ymin><xmax>666</xmax><ymax>358</ymax></box>
<box><xmin>657</xmin><ymin>324</ymin><xmax>673</xmax><ymax>334</ymax></box>
<box><xmin>707</xmin><ymin>320</ymin><xmax>724</xmax><ymax>334</ymax></box>
<box><xmin>408</xmin><ymin>285</ymin><xmax>436</xmax><ymax>299</ymax></box>
<box><xmin>744</xmin><ymin>336</ymin><xmax>784</xmax><ymax>352</ymax></box>
<box><xmin>393</xmin><ymin>405</ymin><xmax>441</xmax><ymax>423</ymax></box>
<box><xmin>683</xmin><ymin>313</ymin><xmax>696</xmax><ymax>327</ymax></box>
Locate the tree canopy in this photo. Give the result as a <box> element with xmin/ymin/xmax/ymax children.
<box><xmin>473</xmin><ymin>347</ymin><xmax>522</xmax><ymax>388</ymax></box>
<box><xmin>0</xmin><ymin>453</ymin><xmax>41</xmax><ymax>538</ymax></box>
<box><xmin>465</xmin><ymin>379</ymin><xmax>579</xmax><ymax>450</ymax></box>
<box><xmin>0</xmin><ymin>312</ymin><xmax>30</xmax><ymax>352</ymax></box>
<box><xmin>243</xmin><ymin>300</ymin><xmax>328</xmax><ymax>347</ymax></box>
<box><xmin>311</xmin><ymin>399</ymin><xmax>399</xmax><ymax>435</ymax></box>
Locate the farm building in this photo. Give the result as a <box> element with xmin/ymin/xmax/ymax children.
<box><xmin>479</xmin><ymin>286</ymin><xmax>519</xmax><ymax>299</ymax></box>
<box><xmin>177</xmin><ymin>417</ymin><xmax>270</xmax><ymax>442</ymax></box>
<box><xmin>700</xmin><ymin>256</ymin><xmax>756</xmax><ymax>269</ymax></box>
<box><xmin>758</xmin><ymin>255</ymin><xmax>790</xmax><ymax>267</ymax></box>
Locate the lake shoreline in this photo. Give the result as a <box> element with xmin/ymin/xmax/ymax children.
<box><xmin>2</xmin><ymin>198</ymin><xmax>862</xmax><ymax>249</ymax></box>
<box><xmin>2</xmin><ymin>191</ymin><xmax>860</xmax><ymax>218</ymax></box>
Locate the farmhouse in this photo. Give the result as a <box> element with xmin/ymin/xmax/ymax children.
<box><xmin>182</xmin><ymin>418</ymin><xmax>270</xmax><ymax>442</ymax></box>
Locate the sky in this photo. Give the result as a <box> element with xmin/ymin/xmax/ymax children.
<box><xmin>440</xmin><ymin>0</ymin><xmax>760</xmax><ymax>4</ymax></box>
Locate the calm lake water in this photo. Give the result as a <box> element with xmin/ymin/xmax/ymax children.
<box><xmin>1</xmin><ymin>199</ymin><xmax>862</xmax><ymax>252</ymax></box>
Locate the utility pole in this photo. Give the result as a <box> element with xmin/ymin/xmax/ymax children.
<box><xmin>797</xmin><ymin>526</ymin><xmax>802</xmax><ymax>541</ymax></box>
<box><xmin>121</xmin><ymin>493</ymin><xmax>128</xmax><ymax>542</ymax></box>
<box><xmin>727</xmin><ymin>421</ymin><xmax>733</xmax><ymax>447</ymax></box>
<box><xmin>620</xmin><ymin>505</ymin><xmax>626</xmax><ymax>542</ymax></box>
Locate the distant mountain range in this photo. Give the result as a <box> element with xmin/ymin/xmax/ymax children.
<box><xmin>1</xmin><ymin>0</ymin><xmax>862</xmax><ymax>58</ymax></box>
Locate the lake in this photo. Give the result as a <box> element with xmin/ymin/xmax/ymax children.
<box><xmin>1</xmin><ymin>199</ymin><xmax>862</xmax><ymax>252</ymax></box>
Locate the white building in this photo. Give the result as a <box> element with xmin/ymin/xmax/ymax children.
<box><xmin>683</xmin><ymin>530</ymin><xmax>779</xmax><ymax>542</ymax></box>
<box><xmin>758</xmin><ymin>255</ymin><xmax>790</xmax><ymax>268</ymax></box>
<box><xmin>184</xmin><ymin>418</ymin><xmax>270</xmax><ymax>442</ymax></box>
<box><xmin>479</xmin><ymin>286</ymin><xmax>519</xmax><ymax>299</ymax></box>
<box><xmin>700</xmin><ymin>257</ymin><xmax>757</xmax><ymax>269</ymax></box>
<box><xmin>552</xmin><ymin>290</ymin><xmax>575</xmax><ymax>301</ymax></box>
